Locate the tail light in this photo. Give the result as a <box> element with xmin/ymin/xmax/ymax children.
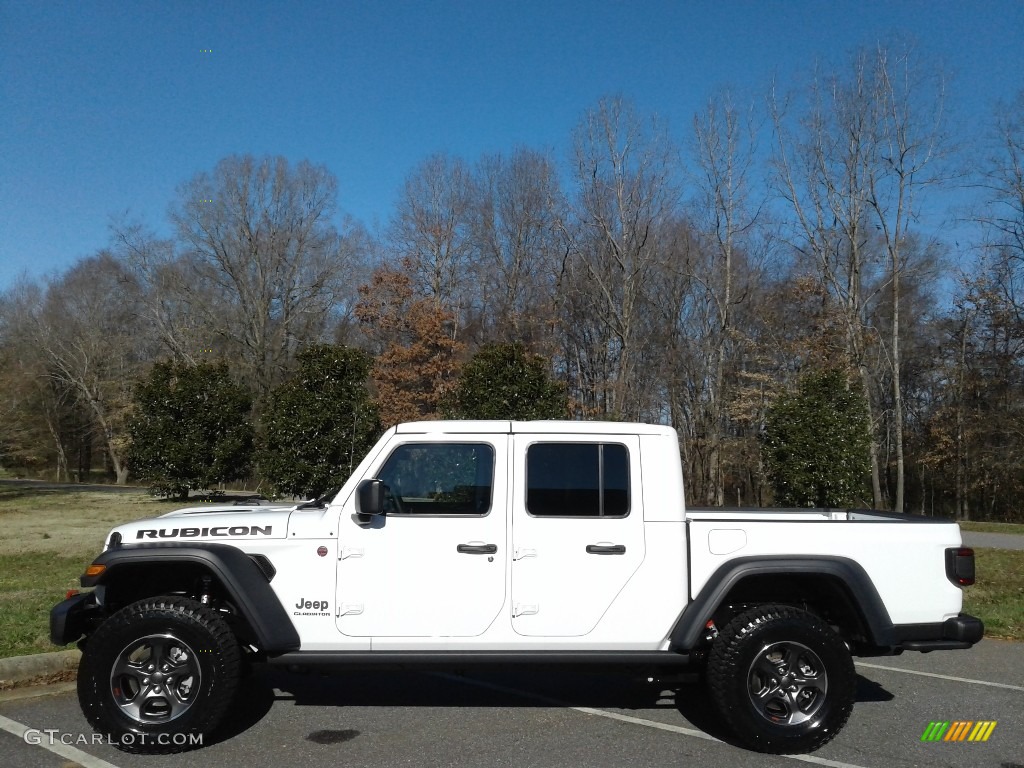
<box><xmin>945</xmin><ymin>547</ymin><xmax>976</xmax><ymax>586</ymax></box>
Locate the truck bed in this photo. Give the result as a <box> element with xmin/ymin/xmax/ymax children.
<box><xmin>686</xmin><ymin>507</ymin><xmax>951</xmax><ymax>522</ymax></box>
<box><xmin>684</xmin><ymin>507</ymin><xmax>965</xmax><ymax>626</ymax></box>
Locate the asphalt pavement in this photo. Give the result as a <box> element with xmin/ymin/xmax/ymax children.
<box><xmin>1</xmin><ymin>639</ymin><xmax>1021</xmax><ymax>768</ymax></box>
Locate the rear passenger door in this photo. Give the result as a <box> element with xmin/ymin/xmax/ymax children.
<box><xmin>510</xmin><ymin>435</ymin><xmax>645</xmax><ymax>636</ymax></box>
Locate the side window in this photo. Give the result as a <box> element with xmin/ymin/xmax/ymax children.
<box><xmin>377</xmin><ymin>443</ymin><xmax>494</xmax><ymax>515</ymax></box>
<box><xmin>526</xmin><ymin>443</ymin><xmax>630</xmax><ymax>517</ymax></box>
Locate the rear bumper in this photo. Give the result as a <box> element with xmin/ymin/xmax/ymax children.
<box><xmin>50</xmin><ymin>592</ymin><xmax>98</xmax><ymax>646</ymax></box>
<box><xmin>894</xmin><ymin>613</ymin><xmax>984</xmax><ymax>652</ymax></box>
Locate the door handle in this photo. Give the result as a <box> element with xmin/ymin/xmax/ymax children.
<box><xmin>457</xmin><ymin>543</ymin><xmax>498</xmax><ymax>554</ymax></box>
<box><xmin>586</xmin><ymin>544</ymin><xmax>626</xmax><ymax>555</ymax></box>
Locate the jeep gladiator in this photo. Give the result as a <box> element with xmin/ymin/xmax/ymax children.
<box><xmin>51</xmin><ymin>420</ymin><xmax>983</xmax><ymax>754</ymax></box>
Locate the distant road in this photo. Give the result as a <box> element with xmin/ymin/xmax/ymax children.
<box><xmin>962</xmin><ymin>531</ymin><xmax>1024</xmax><ymax>551</ymax></box>
<box><xmin>0</xmin><ymin>479</ymin><xmax>270</xmax><ymax>501</ymax></box>
<box><xmin>0</xmin><ymin>478</ymin><xmax>145</xmax><ymax>494</ymax></box>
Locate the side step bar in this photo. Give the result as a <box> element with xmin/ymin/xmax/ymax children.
<box><xmin>266</xmin><ymin>650</ymin><xmax>693</xmax><ymax>669</ymax></box>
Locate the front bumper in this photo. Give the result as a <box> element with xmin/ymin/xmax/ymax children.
<box><xmin>50</xmin><ymin>592</ymin><xmax>98</xmax><ymax>646</ymax></box>
<box><xmin>894</xmin><ymin>613</ymin><xmax>985</xmax><ymax>652</ymax></box>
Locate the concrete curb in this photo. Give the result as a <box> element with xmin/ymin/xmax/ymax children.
<box><xmin>0</xmin><ymin>650</ymin><xmax>81</xmax><ymax>688</ymax></box>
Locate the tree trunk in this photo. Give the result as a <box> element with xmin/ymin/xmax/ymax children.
<box><xmin>89</xmin><ymin>400</ymin><xmax>128</xmax><ymax>485</ymax></box>
<box><xmin>892</xmin><ymin>267</ymin><xmax>905</xmax><ymax>513</ymax></box>
<box><xmin>955</xmin><ymin>316</ymin><xmax>968</xmax><ymax>521</ymax></box>
<box><xmin>858</xmin><ymin>362</ymin><xmax>884</xmax><ymax>508</ymax></box>
<box><xmin>44</xmin><ymin>410</ymin><xmax>68</xmax><ymax>483</ymax></box>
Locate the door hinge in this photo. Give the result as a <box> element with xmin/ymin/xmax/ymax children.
<box><xmin>513</xmin><ymin>602</ymin><xmax>539</xmax><ymax>617</ymax></box>
<box><xmin>513</xmin><ymin>547</ymin><xmax>537</xmax><ymax>561</ymax></box>
<box><xmin>340</xmin><ymin>547</ymin><xmax>364</xmax><ymax>560</ymax></box>
<box><xmin>338</xmin><ymin>603</ymin><xmax>364</xmax><ymax>617</ymax></box>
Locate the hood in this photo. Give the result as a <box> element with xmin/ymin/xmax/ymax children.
<box><xmin>158</xmin><ymin>504</ymin><xmax>296</xmax><ymax>518</ymax></box>
<box><xmin>107</xmin><ymin>505</ymin><xmax>294</xmax><ymax>548</ymax></box>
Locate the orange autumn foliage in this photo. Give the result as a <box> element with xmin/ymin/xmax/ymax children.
<box><xmin>356</xmin><ymin>265</ymin><xmax>464</xmax><ymax>427</ymax></box>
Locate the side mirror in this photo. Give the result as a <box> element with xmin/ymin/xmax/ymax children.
<box><xmin>355</xmin><ymin>478</ymin><xmax>385</xmax><ymax>519</ymax></box>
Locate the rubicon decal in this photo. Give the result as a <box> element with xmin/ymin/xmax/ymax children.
<box><xmin>920</xmin><ymin>720</ymin><xmax>997</xmax><ymax>742</ymax></box>
<box><xmin>135</xmin><ymin>526</ymin><xmax>273</xmax><ymax>539</ymax></box>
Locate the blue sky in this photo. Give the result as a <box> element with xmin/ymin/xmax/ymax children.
<box><xmin>2</xmin><ymin>0</ymin><xmax>1022</xmax><ymax>289</ymax></box>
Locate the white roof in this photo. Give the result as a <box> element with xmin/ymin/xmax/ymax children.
<box><xmin>394</xmin><ymin>420</ymin><xmax>676</xmax><ymax>437</ymax></box>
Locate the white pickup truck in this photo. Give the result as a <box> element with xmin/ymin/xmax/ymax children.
<box><xmin>51</xmin><ymin>420</ymin><xmax>983</xmax><ymax>755</ymax></box>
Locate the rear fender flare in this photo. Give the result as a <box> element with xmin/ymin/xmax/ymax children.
<box><xmin>670</xmin><ymin>555</ymin><xmax>896</xmax><ymax>651</ymax></box>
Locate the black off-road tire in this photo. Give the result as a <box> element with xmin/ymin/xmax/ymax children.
<box><xmin>77</xmin><ymin>596</ymin><xmax>240</xmax><ymax>754</ymax></box>
<box><xmin>706</xmin><ymin>603</ymin><xmax>855</xmax><ymax>754</ymax></box>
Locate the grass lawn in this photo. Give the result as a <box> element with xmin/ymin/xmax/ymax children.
<box><xmin>962</xmin><ymin>548</ymin><xmax>1024</xmax><ymax>640</ymax></box>
<box><xmin>0</xmin><ymin>487</ymin><xmax>183</xmax><ymax>658</ymax></box>
<box><xmin>0</xmin><ymin>553</ymin><xmax>97</xmax><ymax>657</ymax></box>
<box><xmin>0</xmin><ymin>488</ymin><xmax>1020</xmax><ymax>659</ymax></box>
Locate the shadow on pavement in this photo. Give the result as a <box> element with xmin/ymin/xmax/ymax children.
<box><xmin>210</xmin><ymin>666</ymin><xmax>895</xmax><ymax>749</ymax></box>
<box><xmin>855</xmin><ymin>674</ymin><xmax>895</xmax><ymax>702</ymax></box>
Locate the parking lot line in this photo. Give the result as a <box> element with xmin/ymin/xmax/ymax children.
<box><xmin>855</xmin><ymin>662</ymin><xmax>1024</xmax><ymax>692</ymax></box>
<box><xmin>432</xmin><ymin>673</ymin><xmax>873</xmax><ymax>768</ymax></box>
<box><xmin>0</xmin><ymin>713</ymin><xmax>122</xmax><ymax>768</ymax></box>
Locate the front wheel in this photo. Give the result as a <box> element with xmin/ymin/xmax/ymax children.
<box><xmin>706</xmin><ymin>604</ymin><xmax>855</xmax><ymax>754</ymax></box>
<box><xmin>77</xmin><ymin>596</ymin><xmax>240</xmax><ymax>754</ymax></box>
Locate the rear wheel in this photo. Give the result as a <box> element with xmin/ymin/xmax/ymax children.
<box><xmin>77</xmin><ymin>596</ymin><xmax>240</xmax><ymax>753</ymax></box>
<box><xmin>706</xmin><ymin>604</ymin><xmax>855</xmax><ymax>754</ymax></box>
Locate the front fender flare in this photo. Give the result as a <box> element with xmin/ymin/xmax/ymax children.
<box><xmin>83</xmin><ymin>542</ymin><xmax>300</xmax><ymax>653</ymax></box>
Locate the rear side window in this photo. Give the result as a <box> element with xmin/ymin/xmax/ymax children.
<box><xmin>526</xmin><ymin>443</ymin><xmax>629</xmax><ymax>517</ymax></box>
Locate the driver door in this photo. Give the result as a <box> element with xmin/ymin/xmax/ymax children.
<box><xmin>335</xmin><ymin>435</ymin><xmax>508</xmax><ymax>638</ymax></box>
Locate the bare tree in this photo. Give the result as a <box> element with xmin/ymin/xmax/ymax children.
<box><xmin>389</xmin><ymin>153</ymin><xmax>474</xmax><ymax>315</ymax></box>
<box><xmin>468</xmin><ymin>148</ymin><xmax>564</xmax><ymax>346</ymax></box>
<box><xmin>978</xmin><ymin>90</ymin><xmax>1024</xmax><ymax>263</ymax></box>
<box><xmin>0</xmin><ymin>281</ymin><xmax>68</xmax><ymax>478</ymax></box>
<box><xmin>772</xmin><ymin>52</ymin><xmax>889</xmax><ymax>509</ymax></box>
<box><xmin>687</xmin><ymin>93</ymin><xmax>767</xmax><ymax>504</ymax></box>
<box><xmin>14</xmin><ymin>255</ymin><xmax>145</xmax><ymax>483</ymax></box>
<box><xmin>171</xmin><ymin>155</ymin><xmax>359</xmax><ymax>399</ymax></box>
<box><xmin>564</xmin><ymin>96</ymin><xmax>679</xmax><ymax>418</ymax></box>
<box><xmin>114</xmin><ymin>220</ymin><xmax>212</xmax><ymax>365</ymax></box>
<box><xmin>923</xmin><ymin>95</ymin><xmax>1024</xmax><ymax>519</ymax></box>
<box><xmin>643</xmin><ymin>216</ymin><xmax>702</xmax><ymax>470</ymax></box>
<box><xmin>864</xmin><ymin>45</ymin><xmax>949</xmax><ymax>513</ymax></box>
